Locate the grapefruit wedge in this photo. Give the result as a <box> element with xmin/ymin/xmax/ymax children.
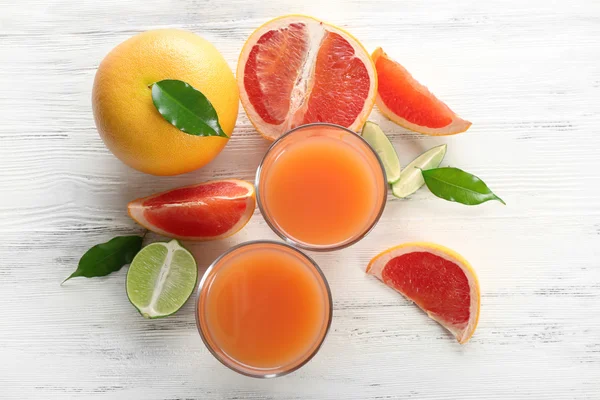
<box><xmin>367</xmin><ymin>242</ymin><xmax>480</xmax><ymax>343</ymax></box>
<box><xmin>372</xmin><ymin>47</ymin><xmax>471</xmax><ymax>135</ymax></box>
<box><xmin>128</xmin><ymin>180</ymin><xmax>255</xmax><ymax>241</ymax></box>
<box><xmin>237</xmin><ymin>15</ymin><xmax>377</xmax><ymax>141</ymax></box>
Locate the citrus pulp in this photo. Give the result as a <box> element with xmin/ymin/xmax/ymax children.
<box><xmin>127</xmin><ymin>239</ymin><xmax>197</xmax><ymax>319</ymax></box>
<box><xmin>367</xmin><ymin>242</ymin><xmax>480</xmax><ymax>343</ymax></box>
<box><xmin>372</xmin><ymin>47</ymin><xmax>471</xmax><ymax>135</ymax></box>
<box><xmin>128</xmin><ymin>179</ymin><xmax>255</xmax><ymax>241</ymax></box>
<box><xmin>237</xmin><ymin>15</ymin><xmax>377</xmax><ymax>140</ymax></box>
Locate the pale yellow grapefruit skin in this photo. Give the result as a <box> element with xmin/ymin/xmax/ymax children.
<box><xmin>93</xmin><ymin>29</ymin><xmax>239</xmax><ymax>176</ymax></box>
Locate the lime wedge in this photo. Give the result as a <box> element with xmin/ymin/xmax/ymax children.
<box><xmin>361</xmin><ymin>121</ymin><xmax>401</xmax><ymax>184</ymax></box>
<box><xmin>391</xmin><ymin>144</ymin><xmax>447</xmax><ymax>198</ymax></box>
<box><xmin>126</xmin><ymin>239</ymin><xmax>197</xmax><ymax>319</ymax></box>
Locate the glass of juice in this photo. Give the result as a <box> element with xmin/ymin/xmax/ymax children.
<box><xmin>196</xmin><ymin>241</ymin><xmax>332</xmax><ymax>378</ymax></box>
<box><xmin>256</xmin><ymin>123</ymin><xmax>387</xmax><ymax>251</ymax></box>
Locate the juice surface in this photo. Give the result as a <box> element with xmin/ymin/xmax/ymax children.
<box><xmin>263</xmin><ymin>131</ymin><xmax>379</xmax><ymax>246</ymax></box>
<box><xmin>204</xmin><ymin>246</ymin><xmax>326</xmax><ymax>369</ymax></box>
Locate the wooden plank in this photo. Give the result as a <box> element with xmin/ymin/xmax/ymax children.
<box><xmin>0</xmin><ymin>0</ymin><xmax>599</xmax><ymax>398</ymax></box>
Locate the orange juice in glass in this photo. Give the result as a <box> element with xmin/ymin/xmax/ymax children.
<box><xmin>256</xmin><ymin>123</ymin><xmax>387</xmax><ymax>251</ymax></box>
<box><xmin>196</xmin><ymin>241</ymin><xmax>332</xmax><ymax>378</ymax></box>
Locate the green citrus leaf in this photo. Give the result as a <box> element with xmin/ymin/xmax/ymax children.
<box><xmin>151</xmin><ymin>79</ymin><xmax>228</xmax><ymax>138</ymax></box>
<box><xmin>63</xmin><ymin>236</ymin><xmax>143</xmax><ymax>284</ymax></box>
<box><xmin>421</xmin><ymin>167</ymin><xmax>506</xmax><ymax>206</ymax></box>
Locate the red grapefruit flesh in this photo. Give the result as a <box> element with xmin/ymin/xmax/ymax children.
<box><xmin>238</xmin><ymin>15</ymin><xmax>377</xmax><ymax>141</ymax></box>
<box><xmin>367</xmin><ymin>242</ymin><xmax>480</xmax><ymax>343</ymax></box>
<box><xmin>128</xmin><ymin>180</ymin><xmax>255</xmax><ymax>241</ymax></box>
<box><xmin>372</xmin><ymin>47</ymin><xmax>471</xmax><ymax>136</ymax></box>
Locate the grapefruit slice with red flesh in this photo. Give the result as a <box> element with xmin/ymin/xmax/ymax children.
<box><xmin>367</xmin><ymin>242</ymin><xmax>480</xmax><ymax>343</ymax></box>
<box><xmin>372</xmin><ymin>47</ymin><xmax>471</xmax><ymax>136</ymax></box>
<box><xmin>237</xmin><ymin>15</ymin><xmax>377</xmax><ymax>141</ymax></box>
<box><xmin>128</xmin><ymin>180</ymin><xmax>255</xmax><ymax>241</ymax></box>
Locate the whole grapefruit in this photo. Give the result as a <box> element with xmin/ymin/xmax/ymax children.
<box><xmin>92</xmin><ymin>29</ymin><xmax>239</xmax><ymax>176</ymax></box>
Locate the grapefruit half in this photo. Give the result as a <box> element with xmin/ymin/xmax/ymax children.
<box><xmin>237</xmin><ymin>15</ymin><xmax>377</xmax><ymax>141</ymax></box>
<box><xmin>367</xmin><ymin>242</ymin><xmax>480</xmax><ymax>343</ymax></box>
<box><xmin>372</xmin><ymin>47</ymin><xmax>471</xmax><ymax>136</ymax></box>
<box><xmin>128</xmin><ymin>180</ymin><xmax>255</xmax><ymax>241</ymax></box>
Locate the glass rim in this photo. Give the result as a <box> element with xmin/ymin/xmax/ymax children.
<box><xmin>194</xmin><ymin>240</ymin><xmax>333</xmax><ymax>379</ymax></box>
<box><xmin>255</xmin><ymin>122</ymin><xmax>388</xmax><ymax>252</ymax></box>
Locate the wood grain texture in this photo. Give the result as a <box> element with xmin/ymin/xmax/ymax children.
<box><xmin>1</xmin><ymin>0</ymin><xmax>599</xmax><ymax>398</ymax></box>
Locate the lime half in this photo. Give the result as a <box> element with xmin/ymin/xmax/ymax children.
<box><xmin>361</xmin><ymin>121</ymin><xmax>401</xmax><ymax>184</ymax></box>
<box><xmin>126</xmin><ymin>239</ymin><xmax>197</xmax><ymax>319</ymax></box>
<box><xmin>392</xmin><ymin>144</ymin><xmax>447</xmax><ymax>198</ymax></box>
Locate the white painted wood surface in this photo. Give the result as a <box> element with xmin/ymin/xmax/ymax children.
<box><xmin>1</xmin><ymin>0</ymin><xmax>599</xmax><ymax>398</ymax></box>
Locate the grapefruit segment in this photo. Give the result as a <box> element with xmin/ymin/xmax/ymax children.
<box><xmin>244</xmin><ymin>22</ymin><xmax>309</xmax><ymax>125</ymax></box>
<box><xmin>238</xmin><ymin>15</ymin><xmax>377</xmax><ymax>141</ymax></box>
<box><xmin>372</xmin><ymin>47</ymin><xmax>471</xmax><ymax>136</ymax></box>
<box><xmin>367</xmin><ymin>242</ymin><xmax>480</xmax><ymax>343</ymax></box>
<box><xmin>128</xmin><ymin>180</ymin><xmax>255</xmax><ymax>241</ymax></box>
<box><xmin>301</xmin><ymin>32</ymin><xmax>372</xmax><ymax>127</ymax></box>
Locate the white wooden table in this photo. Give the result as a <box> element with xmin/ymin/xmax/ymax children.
<box><xmin>1</xmin><ymin>0</ymin><xmax>599</xmax><ymax>398</ymax></box>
